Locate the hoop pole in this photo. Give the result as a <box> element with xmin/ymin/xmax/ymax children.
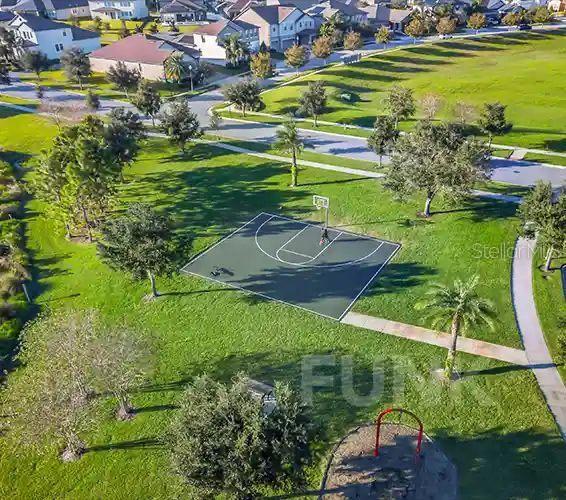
<box><xmin>325</xmin><ymin>206</ymin><xmax>329</xmax><ymax>229</ymax></box>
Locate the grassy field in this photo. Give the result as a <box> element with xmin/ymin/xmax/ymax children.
<box><xmin>18</xmin><ymin>68</ymin><xmax>199</xmax><ymax>101</ymax></box>
<box><xmin>0</xmin><ymin>110</ymin><xmax>565</xmax><ymax>498</ymax></box>
<box><xmin>532</xmin><ymin>245</ymin><xmax>566</xmax><ymax>382</ymax></box>
<box><xmin>259</xmin><ymin>30</ymin><xmax>566</xmax><ymax>152</ymax></box>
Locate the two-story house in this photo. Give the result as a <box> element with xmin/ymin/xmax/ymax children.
<box><xmin>4</xmin><ymin>0</ymin><xmax>90</xmax><ymax>20</ymax></box>
<box><xmin>192</xmin><ymin>18</ymin><xmax>259</xmax><ymax>65</ymax></box>
<box><xmin>9</xmin><ymin>13</ymin><xmax>100</xmax><ymax>59</ymax></box>
<box><xmin>88</xmin><ymin>0</ymin><xmax>147</xmax><ymax>20</ymax></box>
<box><xmin>236</xmin><ymin>5</ymin><xmax>316</xmax><ymax>51</ymax></box>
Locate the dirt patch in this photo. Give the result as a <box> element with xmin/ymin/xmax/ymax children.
<box><xmin>320</xmin><ymin>423</ymin><xmax>457</xmax><ymax>499</ymax></box>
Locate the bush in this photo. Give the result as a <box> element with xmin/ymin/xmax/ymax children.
<box><xmin>167</xmin><ymin>374</ymin><xmax>314</xmax><ymax>498</ymax></box>
<box><xmin>558</xmin><ymin>330</ymin><xmax>566</xmax><ymax>364</ymax></box>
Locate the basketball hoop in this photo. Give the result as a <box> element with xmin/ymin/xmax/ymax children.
<box><xmin>313</xmin><ymin>195</ymin><xmax>329</xmax><ymax>229</ymax></box>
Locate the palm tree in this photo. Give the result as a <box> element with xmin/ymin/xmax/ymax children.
<box><xmin>224</xmin><ymin>34</ymin><xmax>249</xmax><ymax>67</ymax></box>
<box><xmin>164</xmin><ymin>53</ymin><xmax>186</xmax><ymax>85</ymax></box>
<box><xmin>415</xmin><ymin>275</ymin><xmax>495</xmax><ymax>380</ymax></box>
<box><xmin>274</xmin><ymin>118</ymin><xmax>304</xmax><ymax>187</ymax></box>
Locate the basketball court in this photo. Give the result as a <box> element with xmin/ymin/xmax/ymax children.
<box><xmin>181</xmin><ymin>207</ymin><xmax>400</xmax><ymax>320</ymax></box>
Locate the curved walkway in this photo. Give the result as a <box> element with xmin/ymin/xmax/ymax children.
<box><xmin>512</xmin><ymin>237</ymin><xmax>566</xmax><ymax>440</ymax></box>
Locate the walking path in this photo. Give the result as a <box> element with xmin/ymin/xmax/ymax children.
<box><xmin>512</xmin><ymin>237</ymin><xmax>566</xmax><ymax>440</ymax></box>
<box><xmin>341</xmin><ymin>312</ymin><xmax>529</xmax><ymax>366</ymax></box>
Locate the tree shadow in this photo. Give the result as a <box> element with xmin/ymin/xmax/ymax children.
<box><xmin>86</xmin><ymin>437</ymin><xmax>162</xmax><ymax>453</ymax></box>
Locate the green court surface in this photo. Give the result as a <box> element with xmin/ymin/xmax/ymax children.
<box><xmin>181</xmin><ymin>213</ymin><xmax>400</xmax><ymax>320</ymax></box>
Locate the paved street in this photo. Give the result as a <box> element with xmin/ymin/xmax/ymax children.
<box><xmin>1</xmin><ymin>22</ymin><xmax>565</xmax><ymax>188</ymax></box>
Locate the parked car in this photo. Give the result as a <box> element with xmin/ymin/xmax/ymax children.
<box><xmin>518</xmin><ymin>24</ymin><xmax>532</xmax><ymax>30</ymax></box>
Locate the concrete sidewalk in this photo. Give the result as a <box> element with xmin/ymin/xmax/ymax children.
<box><xmin>341</xmin><ymin>311</ymin><xmax>529</xmax><ymax>366</ymax></box>
<box><xmin>512</xmin><ymin>237</ymin><xmax>566</xmax><ymax>441</ymax></box>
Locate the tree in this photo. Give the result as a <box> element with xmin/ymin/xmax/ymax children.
<box><xmin>1</xmin><ymin>311</ymin><xmax>101</xmax><ymax>461</ymax></box>
<box><xmin>452</xmin><ymin>101</ymin><xmax>476</xmax><ymax>126</ymax></box>
<box><xmin>419</xmin><ymin>92</ymin><xmax>444</xmax><ymax>121</ymax></box>
<box><xmin>131</xmin><ymin>79</ymin><xmax>162</xmax><ymax>126</ymax></box>
<box><xmin>209</xmin><ymin>109</ymin><xmax>222</xmax><ymax>138</ymax></box>
<box><xmin>90</xmin><ymin>324</ymin><xmax>153</xmax><ymax>420</ymax></box>
<box><xmin>343</xmin><ymin>30</ymin><xmax>362</xmax><ymax>51</ymax></box>
<box><xmin>274</xmin><ymin>118</ymin><xmax>304</xmax><ymax>188</ymax></box>
<box><xmin>223</xmin><ymin>34</ymin><xmax>249</xmax><ymax>67</ymax></box>
<box><xmin>436</xmin><ymin>16</ymin><xmax>457</xmax><ymax>35</ymax></box>
<box><xmin>164</xmin><ymin>52</ymin><xmax>186</xmax><ymax>85</ymax></box>
<box><xmin>284</xmin><ymin>44</ymin><xmax>308</xmax><ymax>74</ymax></box>
<box><xmin>0</xmin><ymin>26</ymin><xmax>21</xmax><ymax>65</ymax></box>
<box><xmin>478</xmin><ymin>102</ymin><xmax>512</xmax><ymax>146</ymax></box>
<box><xmin>119</xmin><ymin>19</ymin><xmax>130</xmax><ymax>38</ymax></box>
<box><xmin>298</xmin><ymin>80</ymin><xmax>326</xmax><ymax>126</ymax></box>
<box><xmin>385</xmin><ymin>121</ymin><xmax>491</xmax><ymax>217</ymax></box>
<box><xmin>311</xmin><ymin>36</ymin><xmax>333</xmax><ymax>64</ymax></box>
<box><xmin>532</xmin><ymin>7</ymin><xmax>553</xmax><ymax>24</ymax></box>
<box><xmin>60</xmin><ymin>47</ymin><xmax>91</xmax><ymax>90</ymax></box>
<box><xmin>158</xmin><ymin>99</ymin><xmax>202</xmax><ymax>153</ymax></box>
<box><xmin>98</xmin><ymin>203</ymin><xmax>176</xmax><ymax>298</ymax></box>
<box><xmin>222</xmin><ymin>78</ymin><xmax>262</xmax><ymax>117</ymax></box>
<box><xmin>368</xmin><ymin>115</ymin><xmax>399</xmax><ymax>168</ymax></box>
<box><xmin>85</xmin><ymin>89</ymin><xmax>99</xmax><ymax>110</ymax></box>
<box><xmin>375</xmin><ymin>26</ymin><xmax>393</xmax><ymax>49</ymax></box>
<box><xmin>105</xmin><ymin>107</ymin><xmax>145</xmax><ymax>170</ymax></box>
<box><xmin>405</xmin><ymin>18</ymin><xmax>426</xmax><ymax>43</ymax></box>
<box><xmin>249</xmin><ymin>51</ymin><xmax>273</xmax><ymax>79</ymax></box>
<box><xmin>383</xmin><ymin>85</ymin><xmax>415</xmax><ymax>128</ymax></box>
<box><xmin>20</xmin><ymin>51</ymin><xmax>50</xmax><ymax>81</ymax></box>
<box><xmin>518</xmin><ymin>182</ymin><xmax>566</xmax><ymax>272</ymax></box>
<box><xmin>502</xmin><ymin>12</ymin><xmax>521</xmax><ymax>27</ymax></box>
<box><xmin>0</xmin><ymin>61</ymin><xmax>10</xmax><ymax>84</ymax></box>
<box><xmin>106</xmin><ymin>61</ymin><xmax>140</xmax><ymax>97</ymax></box>
<box><xmin>167</xmin><ymin>375</ymin><xmax>313</xmax><ymax>499</ymax></box>
<box><xmin>467</xmin><ymin>12</ymin><xmax>487</xmax><ymax>33</ymax></box>
<box><xmin>149</xmin><ymin>22</ymin><xmax>159</xmax><ymax>34</ymax></box>
<box><xmin>415</xmin><ymin>276</ymin><xmax>495</xmax><ymax>380</ymax></box>
<box><xmin>92</xmin><ymin>17</ymin><xmax>102</xmax><ymax>33</ymax></box>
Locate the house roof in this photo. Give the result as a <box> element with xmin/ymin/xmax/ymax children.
<box><xmin>9</xmin><ymin>0</ymin><xmax>88</xmax><ymax>12</ymax></box>
<box><xmin>10</xmin><ymin>12</ymin><xmax>66</xmax><ymax>30</ymax></box>
<box><xmin>89</xmin><ymin>33</ymin><xmax>197</xmax><ymax>65</ymax></box>
<box><xmin>306</xmin><ymin>0</ymin><xmax>364</xmax><ymax>17</ymax></box>
<box><xmin>0</xmin><ymin>0</ymin><xmax>18</xmax><ymax>8</ymax></box>
<box><xmin>160</xmin><ymin>0</ymin><xmax>206</xmax><ymax>14</ymax></box>
<box><xmin>241</xmin><ymin>5</ymin><xmax>297</xmax><ymax>24</ymax></box>
<box><xmin>70</xmin><ymin>24</ymin><xmax>99</xmax><ymax>40</ymax></box>
<box><xmin>0</xmin><ymin>11</ymin><xmax>15</xmax><ymax>22</ymax></box>
<box><xmin>193</xmin><ymin>18</ymin><xmax>257</xmax><ymax>35</ymax></box>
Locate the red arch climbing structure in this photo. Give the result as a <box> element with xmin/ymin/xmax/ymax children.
<box><xmin>374</xmin><ymin>408</ymin><xmax>424</xmax><ymax>457</ymax></box>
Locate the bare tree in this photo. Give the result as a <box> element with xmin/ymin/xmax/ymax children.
<box><xmin>451</xmin><ymin>101</ymin><xmax>476</xmax><ymax>126</ymax></box>
<box><xmin>38</xmin><ymin>100</ymin><xmax>87</xmax><ymax>129</ymax></box>
<box><xmin>90</xmin><ymin>325</ymin><xmax>153</xmax><ymax>420</ymax></box>
<box><xmin>419</xmin><ymin>93</ymin><xmax>444</xmax><ymax>121</ymax></box>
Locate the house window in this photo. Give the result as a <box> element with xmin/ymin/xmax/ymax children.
<box><xmin>63</xmin><ymin>30</ymin><xmax>67</xmax><ymax>36</ymax></box>
<box><xmin>55</xmin><ymin>43</ymin><xmax>63</xmax><ymax>52</ymax></box>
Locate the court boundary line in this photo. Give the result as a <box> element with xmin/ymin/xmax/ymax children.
<box><xmin>182</xmin><ymin>269</ymin><xmax>339</xmax><ymax>321</ymax></box>
<box><xmin>180</xmin><ymin>212</ymin><xmax>268</xmax><ymax>273</ymax></box>
<box><xmin>181</xmin><ymin>211</ymin><xmax>402</xmax><ymax>321</ymax></box>
<box><xmin>337</xmin><ymin>243</ymin><xmax>402</xmax><ymax>321</ymax></box>
<box><xmin>262</xmin><ymin>212</ymin><xmax>401</xmax><ymax>247</ymax></box>
<box><xmin>255</xmin><ymin>215</ymin><xmax>394</xmax><ymax>269</ymax></box>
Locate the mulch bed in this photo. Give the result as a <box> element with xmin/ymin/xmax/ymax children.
<box><xmin>320</xmin><ymin>423</ymin><xmax>457</xmax><ymax>499</ymax></box>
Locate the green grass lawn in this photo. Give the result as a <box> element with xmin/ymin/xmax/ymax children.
<box><xmin>259</xmin><ymin>30</ymin><xmax>566</xmax><ymax>153</ymax></box>
<box><xmin>532</xmin><ymin>245</ymin><xmax>566</xmax><ymax>382</ymax></box>
<box><xmin>19</xmin><ymin>69</ymin><xmax>197</xmax><ymax>101</ymax></box>
<box><xmin>1</xmin><ymin>110</ymin><xmax>565</xmax><ymax>498</ymax></box>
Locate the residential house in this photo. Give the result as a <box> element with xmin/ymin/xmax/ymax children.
<box><xmin>0</xmin><ymin>0</ymin><xmax>18</xmax><ymax>11</ymax></box>
<box><xmin>304</xmin><ymin>0</ymin><xmax>368</xmax><ymax>25</ymax></box>
<box><xmin>218</xmin><ymin>0</ymin><xmax>255</xmax><ymax>19</ymax></box>
<box><xmin>88</xmin><ymin>0</ymin><xmax>148</xmax><ymax>20</ymax></box>
<box><xmin>159</xmin><ymin>0</ymin><xmax>207</xmax><ymax>24</ymax></box>
<box><xmin>192</xmin><ymin>18</ymin><xmax>259</xmax><ymax>64</ymax></box>
<box><xmin>236</xmin><ymin>5</ymin><xmax>316</xmax><ymax>51</ymax></box>
<box><xmin>89</xmin><ymin>33</ymin><xmax>199</xmax><ymax>80</ymax></box>
<box><xmin>361</xmin><ymin>5</ymin><xmax>412</xmax><ymax>30</ymax></box>
<box><xmin>5</xmin><ymin>0</ymin><xmax>90</xmax><ymax>20</ymax></box>
<box><xmin>9</xmin><ymin>12</ymin><xmax>100</xmax><ymax>59</ymax></box>
<box><xmin>548</xmin><ymin>0</ymin><xmax>565</xmax><ymax>10</ymax></box>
